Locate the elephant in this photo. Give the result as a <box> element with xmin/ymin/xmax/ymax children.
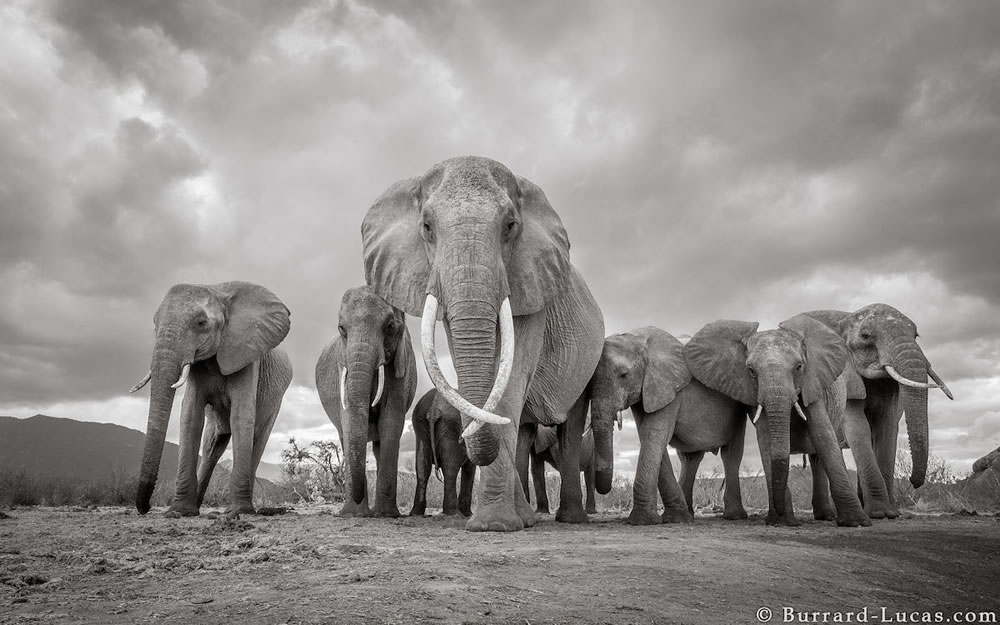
<box><xmin>129</xmin><ymin>281</ymin><xmax>292</xmax><ymax>518</ymax></box>
<box><xmin>588</xmin><ymin>327</ymin><xmax>750</xmax><ymax>525</ymax></box>
<box><xmin>410</xmin><ymin>389</ymin><xmax>476</xmax><ymax>517</ymax></box>
<box><xmin>684</xmin><ymin>314</ymin><xmax>871</xmax><ymax>527</ymax></box>
<box><xmin>524</xmin><ymin>424</ymin><xmax>597</xmax><ymax>515</ymax></box>
<box><xmin>361</xmin><ymin>155</ymin><xmax>605</xmax><ymax>531</ymax></box>
<box><xmin>803</xmin><ymin>304</ymin><xmax>954</xmax><ymax>518</ymax></box>
<box><xmin>316</xmin><ymin>286</ymin><xmax>417</xmax><ymax>517</ymax></box>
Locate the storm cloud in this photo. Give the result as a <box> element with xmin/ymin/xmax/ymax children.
<box><xmin>1</xmin><ymin>0</ymin><xmax>998</xmax><ymax>473</ymax></box>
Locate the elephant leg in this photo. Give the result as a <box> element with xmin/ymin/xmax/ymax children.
<box><xmin>516</xmin><ymin>421</ymin><xmax>536</xmax><ymax>505</ymax></box>
<box><xmin>628</xmin><ymin>406</ymin><xmax>675</xmax><ymax>525</ymax></box>
<box><xmin>843</xmin><ymin>399</ymin><xmax>896</xmax><ymax>519</ymax></box>
<box><xmin>167</xmin><ymin>382</ymin><xmax>207</xmax><ymax>517</ymax></box>
<box><xmin>809</xmin><ymin>454</ymin><xmax>836</xmax><ymax>521</ymax></box>
<box><xmin>677</xmin><ymin>450</ymin><xmax>704</xmax><ymax>517</ymax></box>
<box><xmin>531</xmin><ymin>453</ymin><xmax>550</xmax><ymax>514</ymax></box>
<box><xmin>458</xmin><ymin>462</ymin><xmax>475</xmax><ymax>517</ymax></box>
<box><xmin>555</xmin><ymin>395</ymin><xmax>589</xmax><ymax>523</ymax></box>
<box><xmin>410</xmin><ymin>428</ymin><xmax>431</xmax><ymax>516</ymax></box>
<box><xmin>584</xmin><ymin>460</ymin><xmax>597</xmax><ymax>515</ymax></box>
<box><xmin>658</xmin><ymin>447</ymin><xmax>692</xmax><ymax>523</ymax></box>
<box><xmin>225</xmin><ymin>362</ymin><xmax>261</xmax><ymax>517</ymax></box>
<box><xmin>373</xmin><ymin>411</ymin><xmax>404</xmax><ymax>518</ymax></box>
<box><xmin>805</xmin><ymin>402</ymin><xmax>871</xmax><ymax>527</ymax></box>
<box><xmin>756</xmin><ymin>419</ymin><xmax>800</xmax><ymax>526</ymax></box>
<box><xmin>196</xmin><ymin>405</ymin><xmax>231</xmax><ymax>508</ymax></box>
<box><xmin>720</xmin><ymin>417</ymin><xmax>749</xmax><ymax>520</ymax></box>
<box><xmin>872</xmin><ymin>411</ymin><xmax>901</xmax><ymax>513</ymax></box>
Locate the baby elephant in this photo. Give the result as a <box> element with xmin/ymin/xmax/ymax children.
<box><xmin>528</xmin><ymin>425</ymin><xmax>598</xmax><ymax>515</ymax></box>
<box><xmin>316</xmin><ymin>286</ymin><xmax>417</xmax><ymax>517</ymax></box>
<box><xmin>129</xmin><ymin>281</ymin><xmax>292</xmax><ymax>518</ymax></box>
<box><xmin>410</xmin><ymin>389</ymin><xmax>476</xmax><ymax>517</ymax></box>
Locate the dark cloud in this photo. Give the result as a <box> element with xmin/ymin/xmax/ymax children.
<box><xmin>2</xmin><ymin>0</ymin><xmax>998</xmax><ymax>469</ymax></box>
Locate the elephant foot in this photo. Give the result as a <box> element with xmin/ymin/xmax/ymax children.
<box><xmin>459</xmin><ymin>503</ymin><xmax>473</xmax><ymax>518</ymax></box>
<box><xmin>439</xmin><ymin>507</ymin><xmax>460</xmax><ymax>517</ymax></box>
<box><xmin>165</xmin><ymin>502</ymin><xmax>199</xmax><ymax>518</ymax></box>
<box><xmin>813</xmin><ymin>507</ymin><xmax>837</xmax><ymax>522</ymax></box>
<box><xmin>836</xmin><ymin>510</ymin><xmax>872</xmax><ymax>527</ymax></box>
<box><xmin>765</xmin><ymin>510</ymin><xmax>802</xmax><ymax>527</ymax></box>
<box><xmin>722</xmin><ymin>507</ymin><xmax>749</xmax><ymax>521</ymax></box>
<box><xmin>555</xmin><ymin>500</ymin><xmax>589</xmax><ymax>524</ymax></box>
<box><xmin>586</xmin><ymin>505</ymin><xmax>597</xmax><ymax>515</ymax></box>
<box><xmin>372</xmin><ymin>503</ymin><xmax>401</xmax><ymax>518</ymax></box>
<box><xmin>408</xmin><ymin>503</ymin><xmax>427</xmax><ymax>517</ymax></box>
<box><xmin>224</xmin><ymin>502</ymin><xmax>255</xmax><ymax>519</ymax></box>
<box><xmin>864</xmin><ymin>500</ymin><xmax>899</xmax><ymax>520</ymax></box>
<box><xmin>661</xmin><ymin>507</ymin><xmax>694</xmax><ymax>524</ymax></box>
<box><xmin>467</xmin><ymin>504</ymin><xmax>527</xmax><ymax>532</ymax></box>
<box><xmin>535</xmin><ymin>506</ymin><xmax>550</xmax><ymax>515</ymax></box>
<box><xmin>339</xmin><ymin>499</ymin><xmax>372</xmax><ymax>517</ymax></box>
<box><xmin>626</xmin><ymin>507</ymin><xmax>662</xmax><ymax>526</ymax></box>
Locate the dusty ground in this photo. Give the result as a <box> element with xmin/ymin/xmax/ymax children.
<box><xmin>1</xmin><ymin>506</ymin><xmax>998</xmax><ymax>625</ymax></box>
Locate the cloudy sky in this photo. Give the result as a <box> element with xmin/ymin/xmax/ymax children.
<box><xmin>1</xmin><ymin>0</ymin><xmax>998</xmax><ymax>478</ymax></box>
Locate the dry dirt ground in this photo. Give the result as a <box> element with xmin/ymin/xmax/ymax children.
<box><xmin>1</xmin><ymin>506</ymin><xmax>998</xmax><ymax>625</ymax></box>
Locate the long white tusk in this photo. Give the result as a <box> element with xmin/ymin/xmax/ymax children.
<box><xmin>884</xmin><ymin>365</ymin><xmax>942</xmax><ymax>391</ymax></box>
<box><xmin>171</xmin><ymin>364</ymin><xmax>191</xmax><ymax>389</ymax></box>
<box><xmin>927</xmin><ymin>367</ymin><xmax>954</xmax><ymax>400</ymax></box>
<box><xmin>339</xmin><ymin>367</ymin><xmax>347</xmax><ymax>411</ymax></box>
<box><xmin>616</xmin><ymin>411</ymin><xmax>623</xmax><ymax>431</ymax></box>
<box><xmin>371</xmin><ymin>364</ymin><xmax>385</xmax><ymax>407</ymax></box>
<box><xmin>421</xmin><ymin>294</ymin><xmax>512</xmax><ymax>431</ymax></box>
<box><xmin>482</xmin><ymin>298</ymin><xmax>515</xmax><ymax>412</ymax></box>
<box><xmin>752</xmin><ymin>404</ymin><xmax>763</xmax><ymax>424</ymax></box>
<box><xmin>794</xmin><ymin>401</ymin><xmax>808</xmax><ymax>422</ymax></box>
<box><xmin>130</xmin><ymin>370</ymin><xmax>152</xmax><ymax>393</ymax></box>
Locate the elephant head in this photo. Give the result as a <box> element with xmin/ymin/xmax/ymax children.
<box><xmin>805</xmin><ymin>304</ymin><xmax>953</xmax><ymax>487</ymax></box>
<box><xmin>336</xmin><ymin>286</ymin><xmax>412</xmax><ymax>504</ymax></box>
<box><xmin>130</xmin><ymin>281</ymin><xmax>290</xmax><ymax>514</ymax></box>
<box><xmin>684</xmin><ymin>315</ymin><xmax>847</xmax><ymax>521</ymax></box>
<box><xmin>362</xmin><ymin>156</ymin><xmax>571</xmax><ymax>465</ymax></box>
<box><xmin>588</xmin><ymin>328</ymin><xmax>692</xmax><ymax>495</ymax></box>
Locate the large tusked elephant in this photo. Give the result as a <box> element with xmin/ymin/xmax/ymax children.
<box><xmin>589</xmin><ymin>327</ymin><xmax>749</xmax><ymax>525</ymax></box>
<box><xmin>410</xmin><ymin>389</ymin><xmax>476</xmax><ymax>517</ymax></box>
<box><xmin>316</xmin><ymin>286</ymin><xmax>417</xmax><ymax>517</ymax></box>
<box><xmin>361</xmin><ymin>156</ymin><xmax>605</xmax><ymax>531</ymax></box>
<box><xmin>804</xmin><ymin>304</ymin><xmax>953</xmax><ymax>518</ymax></box>
<box><xmin>685</xmin><ymin>315</ymin><xmax>870</xmax><ymax>527</ymax></box>
<box><xmin>129</xmin><ymin>281</ymin><xmax>292</xmax><ymax>518</ymax></box>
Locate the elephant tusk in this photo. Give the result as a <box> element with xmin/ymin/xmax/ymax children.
<box><xmin>339</xmin><ymin>367</ymin><xmax>348</xmax><ymax>411</ymax></box>
<box><xmin>171</xmin><ymin>364</ymin><xmax>191</xmax><ymax>389</ymax></box>
<box><xmin>483</xmin><ymin>298</ymin><xmax>515</xmax><ymax>412</ymax></box>
<box><xmin>884</xmin><ymin>365</ymin><xmax>942</xmax><ymax>391</ymax></box>
<box><xmin>421</xmin><ymin>294</ymin><xmax>512</xmax><ymax>430</ymax></box>
<box><xmin>794</xmin><ymin>401</ymin><xmax>808</xmax><ymax>422</ymax></box>
<box><xmin>752</xmin><ymin>404</ymin><xmax>763</xmax><ymax>425</ymax></box>
<box><xmin>130</xmin><ymin>370</ymin><xmax>152</xmax><ymax>393</ymax></box>
<box><xmin>616</xmin><ymin>411</ymin><xmax>623</xmax><ymax>431</ymax></box>
<box><xmin>371</xmin><ymin>364</ymin><xmax>385</xmax><ymax>407</ymax></box>
<box><xmin>927</xmin><ymin>367</ymin><xmax>954</xmax><ymax>400</ymax></box>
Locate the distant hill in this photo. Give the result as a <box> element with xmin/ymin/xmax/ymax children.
<box><xmin>0</xmin><ymin>415</ymin><xmax>282</xmax><ymax>483</ymax></box>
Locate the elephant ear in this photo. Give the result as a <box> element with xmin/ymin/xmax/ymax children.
<box><xmin>507</xmin><ymin>176</ymin><xmax>571</xmax><ymax>316</ymax></box>
<box><xmin>211</xmin><ymin>281</ymin><xmax>291</xmax><ymax>375</ymax></box>
<box><xmin>361</xmin><ymin>177</ymin><xmax>429</xmax><ymax>317</ymax></box>
<box><xmin>779</xmin><ymin>314</ymin><xmax>849</xmax><ymax>407</ymax></box>
<box><xmin>533</xmin><ymin>425</ymin><xmax>558</xmax><ymax>454</ymax></box>
<box><xmin>683</xmin><ymin>320</ymin><xmax>759</xmax><ymax>406</ymax></box>
<box><xmin>799</xmin><ymin>310</ymin><xmax>865</xmax><ymax>400</ymax></box>
<box><xmin>628</xmin><ymin>327</ymin><xmax>691</xmax><ymax>413</ymax></box>
<box><xmin>392</xmin><ymin>311</ymin><xmax>414</xmax><ymax>380</ymax></box>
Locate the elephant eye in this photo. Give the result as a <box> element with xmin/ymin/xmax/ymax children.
<box><xmin>795</xmin><ymin>363</ymin><xmax>804</xmax><ymax>372</ymax></box>
<box><xmin>506</xmin><ymin>220</ymin><xmax>518</xmax><ymax>231</ymax></box>
<box><xmin>747</xmin><ymin>366</ymin><xmax>757</xmax><ymax>379</ymax></box>
<box><xmin>338</xmin><ymin>325</ymin><xmax>347</xmax><ymax>338</ymax></box>
<box><xmin>860</xmin><ymin>332</ymin><xmax>872</xmax><ymax>341</ymax></box>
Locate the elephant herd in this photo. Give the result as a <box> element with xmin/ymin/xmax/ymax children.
<box><xmin>129</xmin><ymin>155</ymin><xmax>953</xmax><ymax>532</ymax></box>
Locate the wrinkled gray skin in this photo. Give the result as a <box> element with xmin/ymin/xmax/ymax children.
<box><xmin>521</xmin><ymin>424</ymin><xmax>597</xmax><ymax>515</ymax></box>
<box><xmin>132</xmin><ymin>281</ymin><xmax>292</xmax><ymax>518</ymax></box>
<box><xmin>805</xmin><ymin>304</ymin><xmax>951</xmax><ymax>519</ymax></box>
<box><xmin>685</xmin><ymin>315</ymin><xmax>870</xmax><ymax>527</ymax></box>
<box><xmin>362</xmin><ymin>156</ymin><xmax>605</xmax><ymax>531</ymax></box>
<box><xmin>410</xmin><ymin>389</ymin><xmax>475</xmax><ymax>517</ymax></box>
<box><xmin>315</xmin><ymin>287</ymin><xmax>417</xmax><ymax>517</ymax></box>
<box><xmin>589</xmin><ymin>327</ymin><xmax>749</xmax><ymax>525</ymax></box>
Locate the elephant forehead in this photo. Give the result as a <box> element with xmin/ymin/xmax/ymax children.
<box><xmin>158</xmin><ymin>284</ymin><xmax>217</xmax><ymax>317</ymax></box>
<box><xmin>855</xmin><ymin>303</ymin><xmax>917</xmax><ymax>331</ymax></box>
<box><xmin>601</xmin><ymin>336</ymin><xmax>641</xmax><ymax>365</ymax></box>
<box><xmin>425</xmin><ymin>157</ymin><xmax>517</xmax><ymax>203</ymax></box>
<box><xmin>746</xmin><ymin>330</ymin><xmax>803</xmax><ymax>360</ymax></box>
<box><xmin>340</xmin><ymin>286</ymin><xmax>393</xmax><ymax>321</ymax></box>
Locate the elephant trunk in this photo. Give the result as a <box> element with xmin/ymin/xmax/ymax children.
<box><xmin>590</xmin><ymin>401</ymin><xmax>616</xmax><ymax>495</ymax></box>
<box><xmin>136</xmin><ymin>331</ymin><xmax>184</xmax><ymax>514</ymax></box>
<box><xmin>447</xmin><ymin>299</ymin><xmax>501</xmax><ymax>466</ymax></box>
<box><xmin>344</xmin><ymin>346</ymin><xmax>379</xmax><ymax>504</ymax></box>
<box><xmin>885</xmin><ymin>339</ymin><xmax>929</xmax><ymax>488</ymax></box>
<box><xmin>762</xmin><ymin>384</ymin><xmax>794</xmax><ymax>520</ymax></box>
